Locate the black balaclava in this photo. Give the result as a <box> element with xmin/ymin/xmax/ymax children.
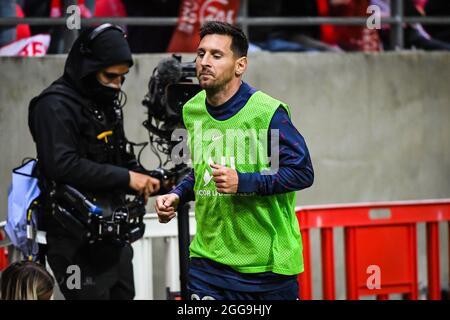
<box><xmin>63</xmin><ymin>25</ymin><xmax>134</xmax><ymax>106</ymax></box>
<box><xmin>83</xmin><ymin>72</ymin><xmax>123</xmax><ymax>106</ymax></box>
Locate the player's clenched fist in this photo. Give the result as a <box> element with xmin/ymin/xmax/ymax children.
<box><xmin>154</xmin><ymin>193</ymin><xmax>180</xmax><ymax>223</ymax></box>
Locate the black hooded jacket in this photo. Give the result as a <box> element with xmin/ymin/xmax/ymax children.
<box><xmin>28</xmin><ymin>28</ymin><xmax>138</xmax><ymax>201</ymax></box>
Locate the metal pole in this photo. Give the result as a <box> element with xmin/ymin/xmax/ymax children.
<box><xmin>390</xmin><ymin>0</ymin><xmax>404</xmax><ymax>50</ymax></box>
<box><xmin>63</xmin><ymin>0</ymin><xmax>79</xmax><ymax>53</ymax></box>
<box><xmin>240</xmin><ymin>0</ymin><xmax>249</xmax><ymax>37</ymax></box>
<box><xmin>177</xmin><ymin>202</ymin><xmax>190</xmax><ymax>300</ymax></box>
<box><xmin>1</xmin><ymin>16</ymin><xmax>449</xmax><ymax>27</ymax></box>
<box><xmin>0</xmin><ymin>17</ymin><xmax>179</xmax><ymax>26</ymax></box>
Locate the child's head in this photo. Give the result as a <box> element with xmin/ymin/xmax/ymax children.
<box><xmin>0</xmin><ymin>261</ymin><xmax>55</xmax><ymax>300</ymax></box>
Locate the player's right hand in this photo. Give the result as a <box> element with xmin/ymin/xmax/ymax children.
<box><xmin>154</xmin><ymin>193</ymin><xmax>180</xmax><ymax>223</ymax></box>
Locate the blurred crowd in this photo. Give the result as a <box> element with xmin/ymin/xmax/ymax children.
<box><xmin>0</xmin><ymin>0</ymin><xmax>449</xmax><ymax>56</ymax></box>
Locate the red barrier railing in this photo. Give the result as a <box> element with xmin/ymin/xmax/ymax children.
<box><xmin>0</xmin><ymin>230</ymin><xmax>8</xmax><ymax>271</ymax></box>
<box><xmin>296</xmin><ymin>199</ymin><xmax>450</xmax><ymax>300</ymax></box>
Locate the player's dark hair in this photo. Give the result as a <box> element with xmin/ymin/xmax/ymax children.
<box><xmin>200</xmin><ymin>21</ymin><xmax>248</xmax><ymax>57</ymax></box>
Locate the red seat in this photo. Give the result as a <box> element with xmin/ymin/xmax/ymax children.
<box><xmin>345</xmin><ymin>224</ymin><xmax>418</xmax><ymax>299</ymax></box>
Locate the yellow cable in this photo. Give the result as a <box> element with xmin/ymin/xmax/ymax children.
<box><xmin>97</xmin><ymin>131</ymin><xmax>113</xmax><ymax>143</ymax></box>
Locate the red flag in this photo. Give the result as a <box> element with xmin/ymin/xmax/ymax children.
<box><xmin>167</xmin><ymin>0</ymin><xmax>241</xmax><ymax>53</ymax></box>
<box><xmin>51</xmin><ymin>0</ymin><xmax>93</xmax><ymax>18</ymax></box>
<box><xmin>16</xmin><ymin>4</ymin><xmax>31</xmax><ymax>40</ymax></box>
<box><xmin>317</xmin><ymin>0</ymin><xmax>337</xmax><ymax>45</ymax></box>
<box><xmin>0</xmin><ymin>34</ymin><xmax>51</xmax><ymax>57</ymax></box>
<box><xmin>78</xmin><ymin>0</ymin><xmax>93</xmax><ymax>18</ymax></box>
<box><xmin>94</xmin><ymin>0</ymin><xmax>127</xmax><ymax>17</ymax></box>
<box><xmin>50</xmin><ymin>0</ymin><xmax>62</xmax><ymax>18</ymax></box>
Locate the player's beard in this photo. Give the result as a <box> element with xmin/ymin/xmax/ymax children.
<box><xmin>200</xmin><ymin>70</ymin><xmax>234</xmax><ymax>95</ymax></box>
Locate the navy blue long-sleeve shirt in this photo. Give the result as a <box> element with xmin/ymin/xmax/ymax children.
<box><xmin>172</xmin><ymin>82</ymin><xmax>313</xmax><ymax>202</ymax></box>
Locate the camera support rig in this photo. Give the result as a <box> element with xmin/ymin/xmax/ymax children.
<box><xmin>140</xmin><ymin>54</ymin><xmax>201</xmax><ymax>300</ymax></box>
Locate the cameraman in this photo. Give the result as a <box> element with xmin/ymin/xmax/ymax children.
<box><xmin>28</xmin><ymin>24</ymin><xmax>159</xmax><ymax>300</ymax></box>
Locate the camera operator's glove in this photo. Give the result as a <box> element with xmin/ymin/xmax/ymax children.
<box><xmin>154</xmin><ymin>193</ymin><xmax>179</xmax><ymax>223</ymax></box>
<box><xmin>129</xmin><ymin>171</ymin><xmax>160</xmax><ymax>203</ymax></box>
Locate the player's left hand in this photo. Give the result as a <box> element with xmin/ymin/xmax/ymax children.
<box><xmin>210</xmin><ymin>163</ymin><xmax>239</xmax><ymax>194</ymax></box>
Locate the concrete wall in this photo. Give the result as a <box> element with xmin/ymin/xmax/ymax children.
<box><xmin>247</xmin><ymin>52</ymin><xmax>450</xmax><ymax>206</ymax></box>
<box><xmin>1</xmin><ymin>52</ymin><xmax>449</xmax><ymax>298</ymax></box>
<box><xmin>1</xmin><ymin>52</ymin><xmax>449</xmax><ymax>219</ymax></box>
